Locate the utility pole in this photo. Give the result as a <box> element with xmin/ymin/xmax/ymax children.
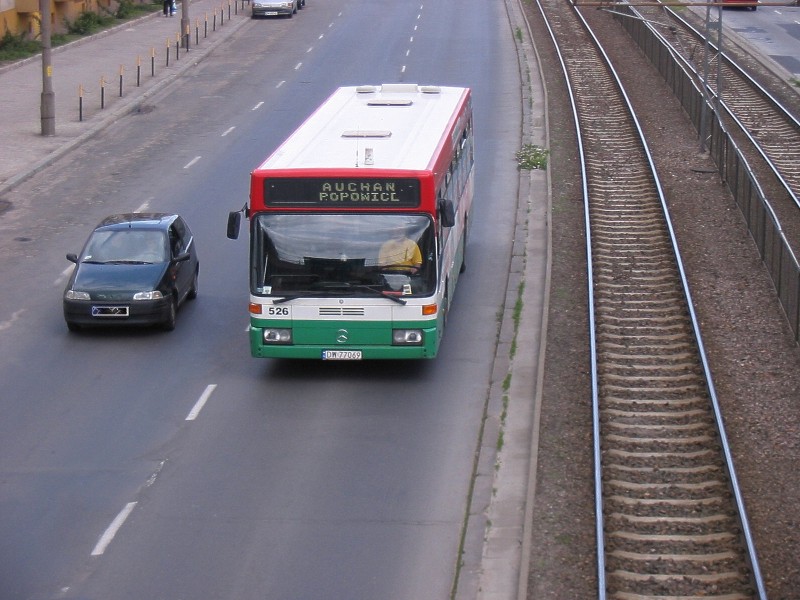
<box><xmin>40</xmin><ymin>0</ymin><xmax>55</xmax><ymax>136</ymax></box>
<box><xmin>181</xmin><ymin>0</ymin><xmax>190</xmax><ymax>49</ymax></box>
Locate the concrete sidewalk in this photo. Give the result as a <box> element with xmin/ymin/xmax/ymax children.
<box><xmin>0</xmin><ymin>0</ymin><xmax>252</xmax><ymax>196</ymax></box>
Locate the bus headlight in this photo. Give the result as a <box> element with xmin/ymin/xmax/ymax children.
<box><xmin>392</xmin><ymin>329</ymin><xmax>424</xmax><ymax>345</ymax></box>
<box><xmin>263</xmin><ymin>328</ymin><xmax>292</xmax><ymax>344</ymax></box>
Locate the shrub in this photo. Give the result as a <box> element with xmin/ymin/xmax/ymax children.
<box><xmin>0</xmin><ymin>31</ymin><xmax>41</xmax><ymax>60</ymax></box>
<box><xmin>65</xmin><ymin>11</ymin><xmax>115</xmax><ymax>36</ymax></box>
<box><xmin>515</xmin><ymin>143</ymin><xmax>550</xmax><ymax>170</ymax></box>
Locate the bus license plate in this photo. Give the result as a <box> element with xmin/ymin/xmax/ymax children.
<box><xmin>322</xmin><ymin>350</ymin><xmax>362</xmax><ymax>360</ymax></box>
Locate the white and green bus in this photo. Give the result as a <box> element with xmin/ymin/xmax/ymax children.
<box><xmin>227</xmin><ymin>83</ymin><xmax>474</xmax><ymax>359</ymax></box>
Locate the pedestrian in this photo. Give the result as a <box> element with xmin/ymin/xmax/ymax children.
<box><xmin>170</xmin><ymin>0</ymin><xmax>176</xmax><ymax>16</ymax></box>
<box><xmin>163</xmin><ymin>0</ymin><xmax>170</xmax><ymax>15</ymax></box>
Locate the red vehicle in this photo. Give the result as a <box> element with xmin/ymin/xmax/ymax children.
<box><xmin>719</xmin><ymin>0</ymin><xmax>758</xmax><ymax>10</ymax></box>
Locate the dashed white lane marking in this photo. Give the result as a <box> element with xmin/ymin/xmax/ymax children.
<box><xmin>253</xmin><ymin>101</ymin><xmax>264</xmax><ymax>110</ymax></box>
<box><xmin>0</xmin><ymin>309</ymin><xmax>25</xmax><ymax>330</ymax></box>
<box><xmin>91</xmin><ymin>501</ymin><xmax>137</xmax><ymax>556</ymax></box>
<box><xmin>183</xmin><ymin>156</ymin><xmax>201</xmax><ymax>169</ymax></box>
<box><xmin>222</xmin><ymin>126</ymin><xmax>235</xmax><ymax>136</ymax></box>
<box><xmin>186</xmin><ymin>384</ymin><xmax>217</xmax><ymax>421</ymax></box>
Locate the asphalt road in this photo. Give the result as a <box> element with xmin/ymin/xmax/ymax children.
<box><xmin>695</xmin><ymin>2</ymin><xmax>800</xmax><ymax>77</ymax></box>
<box><xmin>0</xmin><ymin>0</ymin><xmax>525</xmax><ymax>598</ymax></box>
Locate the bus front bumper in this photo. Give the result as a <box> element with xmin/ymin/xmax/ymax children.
<box><xmin>248</xmin><ymin>324</ymin><xmax>439</xmax><ymax>359</ymax></box>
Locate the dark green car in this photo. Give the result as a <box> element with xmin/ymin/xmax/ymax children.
<box><xmin>63</xmin><ymin>213</ymin><xmax>199</xmax><ymax>331</ymax></box>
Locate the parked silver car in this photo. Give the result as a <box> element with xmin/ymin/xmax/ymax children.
<box><xmin>251</xmin><ymin>0</ymin><xmax>303</xmax><ymax>18</ymax></box>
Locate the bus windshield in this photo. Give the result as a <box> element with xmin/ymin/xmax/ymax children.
<box><xmin>251</xmin><ymin>213</ymin><xmax>436</xmax><ymax>297</ymax></box>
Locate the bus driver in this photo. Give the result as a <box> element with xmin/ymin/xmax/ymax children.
<box><xmin>379</xmin><ymin>225</ymin><xmax>422</xmax><ymax>273</ymax></box>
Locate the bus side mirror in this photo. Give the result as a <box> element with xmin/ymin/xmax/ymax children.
<box><xmin>438</xmin><ymin>199</ymin><xmax>456</xmax><ymax>228</ymax></box>
<box><xmin>227</xmin><ymin>211</ymin><xmax>242</xmax><ymax>240</ymax></box>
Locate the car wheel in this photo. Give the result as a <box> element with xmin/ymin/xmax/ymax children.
<box><xmin>66</xmin><ymin>321</ymin><xmax>81</xmax><ymax>332</ymax></box>
<box><xmin>188</xmin><ymin>268</ymin><xmax>199</xmax><ymax>300</ymax></box>
<box><xmin>163</xmin><ymin>296</ymin><xmax>177</xmax><ymax>331</ymax></box>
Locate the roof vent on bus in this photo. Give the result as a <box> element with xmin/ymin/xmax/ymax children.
<box><xmin>341</xmin><ymin>130</ymin><xmax>392</xmax><ymax>138</ymax></box>
<box><xmin>356</xmin><ymin>85</ymin><xmax>378</xmax><ymax>94</ymax></box>
<box><xmin>366</xmin><ymin>99</ymin><xmax>413</xmax><ymax>107</ymax></box>
<box><xmin>419</xmin><ymin>85</ymin><xmax>441</xmax><ymax>94</ymax></box>
<box><xmin>379</xmin><ymin>83</ymin><xmax>420</xmax><ymax>94</ymax></box>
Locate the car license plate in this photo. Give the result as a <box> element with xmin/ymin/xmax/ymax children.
<box><xmin>322</xmin><ymin>350</ymin><xmax>362</xmax><ymax>360</ymax></box>
<box><xmin>265</xmin><ymin>10</ymin><xmax>278</xmax><ymax>14</ymax></box>
<box><xmin>92</xmin><ymin>305</ymin><xmax>129</xmax><ymax>317</ymax></box>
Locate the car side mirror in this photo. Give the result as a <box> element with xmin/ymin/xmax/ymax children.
<box><xmin>66</xmin><ymin>253</ymin><xmax>78</xmax><ymax>264</ymax></box>
<box><xmin>173</xmin><ymin>252</ymin><xmax>191</xmax><ymax>263</ymax></box>
<box><xmin>227</xmin><ymin>211</ymin><xmax>242</xmax><ymax>240</ymax></box>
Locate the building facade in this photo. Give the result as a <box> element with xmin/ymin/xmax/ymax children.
<box><xmin>2</xmin><ymin>0</ymin><xmax>113</xmax><ymax>39</ymax></box>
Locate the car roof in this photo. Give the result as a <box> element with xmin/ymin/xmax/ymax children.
<box><xmin>95</xmin><ymin>213</ymin><xmax>179</xmax><ymax>231</ymax></box>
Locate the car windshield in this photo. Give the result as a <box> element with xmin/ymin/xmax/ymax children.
<box><xmin>81</xmin><ymin>229</ymin><xmax>168</xmax><ymax>264</ymax></box>
<box><xmin>251</xmin><ymin>213</ymin><xmax>437</xmax><ymax>297</ymax></box>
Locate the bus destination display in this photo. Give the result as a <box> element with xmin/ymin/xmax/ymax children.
<box><xmin>264</xmin><ymin>178</ymin><xmax>420</xmax><ymax>208</ymax></box>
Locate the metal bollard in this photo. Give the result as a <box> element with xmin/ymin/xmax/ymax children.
<box><xmin>100</xmin><ymin>76</ymin><xmax>105</xmax><ymax>109</ymax></box>
<box><xmin>119</xmin><ymin>65</ymin><xmax>123</xmax><ymax>97</ymax></box>
<box><xmin>79</xmin><ymin>84</ymin><xmax>83</xmax><ymax>122</ymax></box>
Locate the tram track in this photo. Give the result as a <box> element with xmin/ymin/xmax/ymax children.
<box><xmin>616</xmin><ymin>3</ymin><xmax>800</xmax><ymax>243</ymax></box>
<box><xmin>531</xmin><ymin>0</ymin><xmax>767</xmax><ymax>596</ymax></box>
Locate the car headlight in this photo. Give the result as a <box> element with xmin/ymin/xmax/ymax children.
<box><xmin>65</xmin><ymin>290</ymin><xmax>90</xmax><ymax>300</ymax></box>
<box><xmin>133</xmin><ymin>290</ymin><xmax>164</xmax><ymax>301</ymax></box>
<box><xmin>263</xmin><ymin>328</ymin><xmax>292</xmax><ymax>344</ymax></box>
<box><xmin>392</xmin><ymin>329</ymin><xmax>424</xmax><ymax>345</ymax></box>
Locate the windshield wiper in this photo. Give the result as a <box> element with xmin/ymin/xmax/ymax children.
<box><xmin>88</xmin><ymin>258</ymin><xmax>154</xmax><ymax>265</ymax></box>
<box><xmin>273</xmin><ymin>294</ymin><xmax>307</xmax><ymax>304</ymax></box>
<box><xmin>272</xmin><ymin>282</ymin><xmax>407</xmax><ymax>305</ymax></box>
<box><xmin>348</xmin><ymin>283</ymin><xmax>407</xmax><ymax>305</ymax></box>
